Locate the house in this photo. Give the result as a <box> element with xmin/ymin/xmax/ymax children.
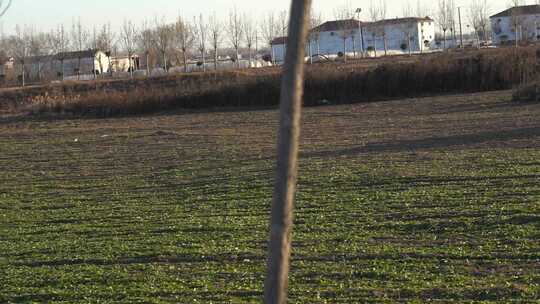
<box><xmin>270</xmin><ymin>17</ymin><xmax>436</xmax><ymax>62</ymax></box>
<box><xmin>13</xmin><ymin>49</ymin><xmax>111</xmax><ymax>82</ymax></box>
<box><xmin>55</xmin><ymin>49</ymin><xmax>111</xmax><ymax>77</ymax></box>
<box><xmin>490</xmin><ymin>5</ymin><xmax>540</xmax><ymax>45</ymax></box>
<box><xmin>0</xmin><ymin>57</ymin><xmax>15</xmax><ymax>82</ymax></box>
<box><xmin>110</xmin><ymin>55</ymin><xmax>140</xmax><ymax>73</ymax></box>
<box><xmin>270</xmin><ymin>36</ymin><xmax>288</xmax><ymax>63</ymax></box>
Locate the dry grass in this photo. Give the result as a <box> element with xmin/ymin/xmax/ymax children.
<box><xmin>2</xmin><ymin>47</ymin><xmax>540</xmax><ymax>117</ymax></box>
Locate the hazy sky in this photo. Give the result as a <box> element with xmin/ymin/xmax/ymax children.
<box><xmin>0</xmin><ymin>0</ymin><xmax>520</xmax><ymax>34</ymax></box>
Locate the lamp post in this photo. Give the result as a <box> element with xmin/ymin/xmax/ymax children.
<box><xmin>356</xmin><ymin>8</ymin><xmax>364</xmax><ymax>58</ymax></box>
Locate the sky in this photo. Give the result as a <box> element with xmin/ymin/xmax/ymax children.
<box><xmin>0</xmin><ymin>0</ymin><xmax>520</xmax><ymax>35</ymax></box>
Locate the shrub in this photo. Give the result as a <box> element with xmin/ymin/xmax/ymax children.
<box><xmin>5</xmin><ymin>46</ymin><xmax>540</xmax><ymax>117</ymax></box>
<box><xmin>512</xmin><ymin>82</ymin><xmax>540</xmax><ymax>103</ymax></box>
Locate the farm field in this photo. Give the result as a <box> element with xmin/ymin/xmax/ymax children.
<box><xmin>1</xmin><ymin>90</ymin><xmax>540</xmax><ymax>303</ymax></box>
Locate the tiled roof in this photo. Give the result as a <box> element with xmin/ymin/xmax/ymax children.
<box><xmin>270</xmin><ymin>36</ymin><xmax>287</xmax><ymax>45</ymax></box>
<box><xmin>491</xmin><ymin>5</ymin><xmax>540</xmax><ymax>18</ymax></box>
<box><xmin>368</xmin><ymin>17</ymin><xmax>433</xmax><ymax>27</ymax></box>
<box><xmin>312</xmin><ymin>19</ymin><xmax>361</xmax><ymax>32</ymax></box>
<box><xmin>56</xmin><ymin>49</ymin><xmax>101</xmax><ymax>60</ymax></box>
<box><xmin>312</xmin><ymin>17</ymin><xmax>433</xmax><ymax>32</ymax></box>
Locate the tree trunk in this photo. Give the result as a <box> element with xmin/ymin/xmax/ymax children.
<box><xmin>407</xmin><ymin>33</ymin><xmax>411</xmax><ymax>56</ymax></box>
<box><xmin>61</xmin><ymin>59</ymin><xmax>64</xmax><ymax>82</ymax></box>
<box><xmin>22</xmin><ymin>63</ymin><xmax>25</xmax><ymax>87</ymax></box>
<box><xmin>202</xmin><ymin>50</ymin><xmax>206</xmax><ymax>72</ymax></box>
<box><xmin>183</xmin><ymin>51</ymin><xmax>188</xmax><ymax>73</ymax></box>
<box><xmin>93</xmin><ymin>58</ymin><xmax>97</xmax><ymax>80</ymax></box>
<box><xmin>352</xmin><ymin>36</ymin><xmax>356</xmax><ymax>58</ymax></box>
<box><xmin>383</xmin><ymin>36</ymin><xmax>387</xmax><ymax>56</ymax></box>
<box><xmin>515</xmin><ymin>24</ymin><xmax>519</xmax><ymax>48</ymax></box>
<box><xmin>214</xmin><ymin>48</ymin><xmax>218</xmax><ymax>71</ymax></box>
<box><xmin>264</xmin><ymin>1</ymin><xmax>311</xmax><ymax>302</ymax></box>
<box><xmin>236</xmin><ymin>48</ymin><xmax>240</xmax><ymax>68</ymax></box>
<box><xmin>343</xmin><ymin>38</ymin><xmax>347</xmax><ymax>62</ymax></box>
<box><xmin>373</xmin><ymin>36</ymin><xmax>377</xmax><ymax>57</ymax></box>
<box><xmin>308</xmin><ymin>39</ymin><xmax>312</xmax><ymax>64</ymax></box>
<box><xmin>443</xmin><ymin>31</ymin><xmax>446</xmax><ymax>50</ymax></box>
<box><xmin>248</xmin><ymin>46</ymin><xmax>252</xmax><ymax>68</ymax></box>
<box><xmin>146</xmin><ymin>53</ymin><xmax>150</xmax><ymax>77</ymax></box>
<box><xmin>163</xmin><ymin>52</ymin><xmax>168</xmax><ymax>71</ymax></box>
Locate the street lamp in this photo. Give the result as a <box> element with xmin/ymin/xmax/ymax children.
<box><xmin>356</xmin><ymin>8</ymin><xmax>364</xmax><ymax>58</ymax></box>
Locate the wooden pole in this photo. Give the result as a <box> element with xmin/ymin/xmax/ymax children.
<box><xmin>264</xmin><ymin>0</ymin><xmax>311</xmax><ymax>303</ymax></box>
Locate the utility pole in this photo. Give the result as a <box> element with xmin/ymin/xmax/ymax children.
<box><xmin>458</xmin><ymin>7</ymin><xmax>464</xmax><ymax>49</ymax></box>
<box><xmin>264</xmin><ymin>0</ymin><xmax>311</xmax><ymax>303</ymax></box>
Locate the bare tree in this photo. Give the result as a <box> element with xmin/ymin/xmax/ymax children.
<box><xmin>402</xmin><ymin>0</ymin><xmax>414</xmax><ymax>17</ymax></box>
<box><xmin>447</xmin><ymin>0</ymin><xmax>457</xmax><ymax>46</ymax></box>
<box><xmin>334</xmin><ymin>4</ymin><xmax>356</xmax><ymax>61</ymax></box>
<box><xmin>260</xmin><ymin>12</ymin><xmax>281</xmax><ymax>64</ymax></box>
<box><xmin>368</xmin><ymin>0</ymin><xmax>387</xmax><ymax>21</ymax></box>
<box><xmin>208</xmin><ymin>13</ymin><xmax>222</xmax><ymax>71</ymax></box>
<box><xmin>9</xmin><ymin>25</ymin><xmax>30</xmax><ymax>86</ymax></box>
<box><xmin>437</xmin><ymin>0</ymin><xmax>455</xmax><ymax>50</ymax></box>
<box><xmin>507</xmin><ymin>0</ymin><xmax>523</xmax><ymax>7</ymax></box>
<box><xmin>70</xmin><ymin>17</ymin><xmax>89</xmax><ymax>79</ymax></box>
<box><xmin>508</xmin><ymin>1</ymin><xmax>524</xmax><ymax>47</ymax></box>
<box><xmin>93</xmin><ymin>23</ymin><xmax>116</xmax><ymax>75</ymax></box>
<box><xmin>175</xmin><ymin>15</ymin><xmax>194</xmax><ymax>73</ymax></box>
<box><xmin>95</xmin><ymin>23</ymin><xmax>116</xmax><ymax>52</ymax></box>
<box><xmin>138</xmin><ymin>20</ymin><xmax>154</xmax><ymax>76</ymax></box>
<box><xmin>368</xmin><ymin>0</ymin><xmax>388</xmax><ymax>56</ymax></box>
<box><xmin>244</xmin><ymin>15</ymin><xmax>257</xmax><ymax>67</ymax></box>
<box><xmin>438</xmin><ymin>0</ymin><xmax>448</xmax><ymax>49</ymax></box>
<box><xmin>469</xmin><ymin>0</ymin><xmax>490</xmax><ymax>45</ymax></box>
<box><xmin>120</xmin><ymin>20</ymin><xmax>138</xmax><ymax>77</ymax></box>
<box><xmin>193</xmin><ymin>14</ymin><xmax>208</xmax><ymax>72</ymax></box>
<box><xmin>308</xmin><ymin>9</ymin><xmax>323</xmax><ymax>63</ymax></box>
<box><xmin>227</xmin><ymin>7</ymin><xmax>243</xmax><ymax>67</ymax></box>
<box><xmin>278</xmin><ymin>10</ymin><xmax>289</xmax><ymax>38</ymax></box>
<box><xmin>400</xmin><ymin>21</ymin><xmax>416</xmax><ymax>55</ymax></box>
<box><xmin>154</xmin><ymin>17</ymin><xmax>174</xmax><ymax>71</ymax></box>
<box><xmin>415</xmin><ymin>0</ymin><xmax>430</xmax><ymax>17</ymax></box>
<box><xmin>28</xmin><ymin>28</ymin><xmax>49</xmax><ymax>81</ymax></box>
<box><xmin>48</xmin><ymin>25</ymin><xmax>70</xmax><ymax>81</ymax></box>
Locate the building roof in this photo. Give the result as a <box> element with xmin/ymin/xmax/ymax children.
<box><xmin>368</xmin><ymin>17</ymin><xmax>433</xmax><ymax>27</ymax></box>
<box><xmin>312</xmin><ymin>19</ymin><xmax>361</xmax><ymax>32</ymax></box>
<box><xmin>491</xmin><ymin>5</ymin><xmax>540</xmax><ymax>18</ymax></box>
<box><xmin>270</xmin><ymin>36</ymin><xmax>288</xmax><ymax>46</ymax></box>
<box><xmin>311</xmin><ymin>17</ymin><xmax>433</xmax><ymax>32</ymax></box>
<box><xmin>55</xmin><ymin>49</ymin><xmax>101</xmax><ymax>60</ymax></box>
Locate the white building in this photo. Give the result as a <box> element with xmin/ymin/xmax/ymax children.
<box><xmin>14</xmin><ymin>49</ymin><xmax>111</xmax><ymax>82</ymax></box>
<box><xmin>491</xmin><ymin>5</ymin><xmax>540</xmax><ymax>45</ymax></box>
<box><xmin>271</xmin><ymin>17</ymin><xmax>436</xmax><ymax>63</ymax></box>
<box><xmin>110</xmin><ymin>55</ymin><xmax>140</xmax><ymax>73</ymax></box>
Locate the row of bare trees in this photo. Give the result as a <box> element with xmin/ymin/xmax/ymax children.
<box><xmin>0</xmin><ymin>9</ymin><xmax>293</xmax><ymax>81</ymax></box>
<box><xmin>0</xmin><ymin>1</ymin><xmax>498</xmax><ymax>81</ymax></box>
